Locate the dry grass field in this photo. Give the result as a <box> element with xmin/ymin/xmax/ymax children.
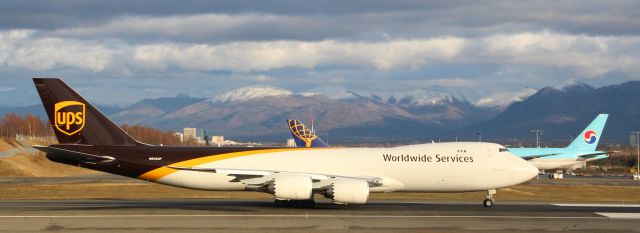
<box><xmin>0</xmin><ymin>139</ymin><xmax>95</xmax><ymax>177</ymax></box>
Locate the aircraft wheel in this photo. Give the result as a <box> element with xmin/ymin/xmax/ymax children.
<box><xmin>483</xmin><ymin>198</ymin><xmax>494</xmax><ymax>207</ymax></box>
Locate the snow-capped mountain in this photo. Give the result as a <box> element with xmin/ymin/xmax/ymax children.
<box><xmin>304</xmin><ymin>85</ymin><xmax>361</xmax><ymax>100</ymax></box>
<box><xmin>389</xmin><ymin>88</ymin><xmax>462</xmax><ymax>107</ymax></box>
<box><xmin>212</xmin><ymin>86</ymin><xmax>293</xmax><ymax>103</ymax></box>
<box><xmin>475</xmin><ymin>88</ymin><xmax>537</xmax><ymax>108</ymax></box>
<box><xmin>555</xmin><ymin>78</ymin><xmax>594</xmax><ymax>92</ymax></box>
<box><xmin>459</xmin><ymin>80</ymin><xmax>640</xmax><ymax>142</ymax></box>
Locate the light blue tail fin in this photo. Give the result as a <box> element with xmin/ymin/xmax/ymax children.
<box><xmin>287</xmin><ymin>119</ymin><xmax>329</xmax><ymax>148</ymax></box>
<box><xmin>567</xmin><ymin>114</ymin><xmax>608</xmax><ymax>150</ymax></box>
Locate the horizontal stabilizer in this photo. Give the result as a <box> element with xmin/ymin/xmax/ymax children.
<box><xmin>520</xmin><ymin>153</ymin><xmax>561</xmax><ymax>161</ymax></box>
<box><xmin>33</xmin><ymin>145</ymin><xmax>116</xmax><ymax>164</ymax></box>
<box><xmin>577</xmin><ymin>152</ymin><xmax>609</xmax><ymax>160</ymax></box>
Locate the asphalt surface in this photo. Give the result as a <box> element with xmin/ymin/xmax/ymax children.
<box><xmin>0</xmin><ymin>199</ymin><xmax>639</xmax><ymax>232</ymax></box>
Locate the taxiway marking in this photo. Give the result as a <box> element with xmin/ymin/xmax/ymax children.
<box><xmin>596</xmin><ymin>212</ymin><xmax>640</xmax><ymax>219</ymax></box>
<box><xmin>553</xmin><ymin>203</ymin><xmax>640</xmax><ymax>208</ymax></box>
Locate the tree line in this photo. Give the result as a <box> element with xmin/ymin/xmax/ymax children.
<box><xmin>0</xmin><ymin>113</ymin><xmax>181</xmax><ymax>145</ymax></box>
<box><xmin>0</xmin><ymin>113</ymin><xmax>50</xmax><ymax>138</ymax></box>
<box><xmin>120</xmin><ymin>124</ymin><xmax>182</xmax><ymax>145</ymax></box>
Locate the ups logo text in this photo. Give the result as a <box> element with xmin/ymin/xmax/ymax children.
<box><xmin>54</xmin><ymin>101</ymin><xmax>85</xmax><ymax>136</ymax></box>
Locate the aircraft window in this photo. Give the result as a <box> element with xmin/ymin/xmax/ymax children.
<box><xmin>499</xmin><ymin>148</ymin><xmax>509</xmax><ymax>152</ymax></box>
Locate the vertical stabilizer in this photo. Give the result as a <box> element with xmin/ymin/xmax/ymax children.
<box><xmin>33</xmin><ymin>78</ymin><xmax>140</xmax><ymax>146</ymax></box>
<box><xmin>567</xmin><ymin>114</ymin><xmax>608</xmax><ymax>150</ymax></box>
<box><xmin>287</xmin><ymin>119</ymin><xmax>329</xmax><ymax>148</ymax></box>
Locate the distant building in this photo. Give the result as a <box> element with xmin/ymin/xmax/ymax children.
<box><xmin>173</xmin><ymin>132</ymin><xmax>184</xmax><ymax>143</ymax></box>
<box><xmin>183</xmin><ymin>128</ymin><xmax>196</xmax><ymax>142</ymax></box>
<box><xmin>286</xmin><ymin>138</ymin><xmax>296</xmax><ymax>147</ymax></box>
<box><xmin>195</xmin><ymin>137</ymin><xmax>206</xmax><ymax>145</ymax></box>
<box><xmin>197</xmin><ymin>128</ymin><xmax>205</xmax><ymax>139</ymax></box>
<box><xmin>211</xmin><ymin>136</ymin><xmax>224</xmax><ymax>145</ymax></box>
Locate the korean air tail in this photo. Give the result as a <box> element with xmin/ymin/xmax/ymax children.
<box><xmin>33</xmin><ymin>78</ymin><xmax>140</xmax><ymax>146</ymax></box>
<box><xmin>566</xmin><ymin>114</ymin><xmax>608</xmax><ymax>151</ymax></box>
<box><xmin>287</xmin><ymin>119</ymin><xmax>329</xmax><ymax>148</ymax></box>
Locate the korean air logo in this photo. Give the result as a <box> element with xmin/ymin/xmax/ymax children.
<box><xmin>583</xmin><ymin>130</ymin><xmax>597</xmax><ymax>144</ymax></box>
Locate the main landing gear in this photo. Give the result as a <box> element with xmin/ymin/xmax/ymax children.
<box><xmin>483</xmin><ymin>189</ymin><xmax>496</xmax><ymax>207</ymax></box>
<box><xmin>274</xmin><ymin>199</ymin><xmax>316</xmax><ymax>208</ymax></box>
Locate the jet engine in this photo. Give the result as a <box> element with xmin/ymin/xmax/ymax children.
<box><xmin>267</xmin><ymin>175</ymin><xmax>313</xmax><ymax>200</ymax></box>
<box><xmin>324</xmin><ymin>179</ymin><xmax>370</xmax><ymax>204</ymax></box>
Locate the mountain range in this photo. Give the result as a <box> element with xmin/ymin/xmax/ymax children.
<box><xmin>2</xmin><ymin>79</ymin><xmax>638</xmax><ymax>145</ymax></box>
<box><xmin>458</xmin><ymin>80</ymin><xmax>640</xmax><ymax>144</ymax></box>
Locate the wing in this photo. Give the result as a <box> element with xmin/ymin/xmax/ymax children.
<box><xmin>520</xmin><ymin>153</ymin><xmax>561</xmax><ymax>160</ymax></box>
<box><xmin>577</xmin><ymin>152</ymin><xmax>609</xmax><ymax>160</ymax></box>
<box><xmin>32</xmin><ymin>145</ymin><xmax>116</xmax><ymax>164</ymax></box>
<box><xmin>167</xmin><ymin>165</ymin><xmax>383</xmax><ymax>188</ymax></box>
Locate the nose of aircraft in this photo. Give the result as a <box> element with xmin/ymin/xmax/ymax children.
<box><xmin>512</xmin><ymin>155</ymin><xmax>539</xmax><ymax>181</ymax></box>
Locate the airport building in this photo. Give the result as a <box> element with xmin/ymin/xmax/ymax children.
<box><xmin>286</xmin><ymin>138</ymin><xmax>296</xmax><ymax>147</ymax></box>
<box><xmin>183</xmin><ymin>128</ymin><xmax>196</xmax><ymax>142</ymax></box>
<box><xmin>173</xmin><ymin>132</ymin><xmax>184</xmax><ymax>143</ymax></box>
<box><xmin>211</xmin><ymin>136</ymin><xmax>224</xmax><ymax>145</ymax></box>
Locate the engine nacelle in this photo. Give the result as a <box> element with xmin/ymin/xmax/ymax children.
<box><xmin>324</xmin><ymin>179</ymin><xmax>370</xmax><ymax>204</ymax></box>
<box><xmin>267</xmin><ymin>175</ymin><xmax>313</xmax><ymax>200</ymax></box>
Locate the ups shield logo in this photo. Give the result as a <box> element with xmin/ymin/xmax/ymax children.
<box><xmin>54</xmin><ymin>101</ymin><xmax>85</xmax><ymax>136</ymax></box>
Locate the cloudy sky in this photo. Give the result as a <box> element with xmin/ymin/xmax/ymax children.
<box><xmin>1</xmin><ymin>0</ymin><xmax>639</xmax><ymax>106</ymax></box>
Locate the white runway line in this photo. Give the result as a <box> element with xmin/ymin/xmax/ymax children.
<box><xmin>596</xmin><ymin>213</ymin><xmax>640</xmax><ymax>219</ymax></box>
<box><xmin>0</xmin><ymin>214</ymin><xmax>606</xmax><ymax>219</ymax></box>
<box><xmin>553</xmin><ymin>204</ymin><xmax>640</xmax><ymax>208</ymax></box>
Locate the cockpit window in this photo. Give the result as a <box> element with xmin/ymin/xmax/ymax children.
<box><xmin>499</xmin><ymin>148</ymin><xmax>509</xmax><ymax>152</ymax></box>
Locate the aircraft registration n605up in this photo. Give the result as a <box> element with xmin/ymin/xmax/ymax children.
<box><xmin>32</xmin><ymin>78</ymin><xmax>537</xmax><ymax>208</ymax></box>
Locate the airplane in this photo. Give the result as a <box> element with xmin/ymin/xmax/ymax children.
<box><xmin>507</xmin><ymin>114</ymin><xmax>610</xmax><ymax>171</ymax></box>
<box><xmin>287</xmin><ymin>114</ymin><xmax>610</xmax><ymax>171</ymax></box>
<box><xmin>32</xmin><ymin>78</ymin><xmax>537</xmax><ymax>208</ymax></box>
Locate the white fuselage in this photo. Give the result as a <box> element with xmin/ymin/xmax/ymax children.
<box><xmin>153</xmin><ymin>142</ymin><xmax>538</xmax><ymax>193</ymax></box>
<box><xmin>527</xmin><ymin>158</ymin><xmax>584</xmax><ymax>170</ymax></box>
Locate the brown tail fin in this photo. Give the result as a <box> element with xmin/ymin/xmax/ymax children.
<box><xmin>33</xmin><ymin>78</ymin><xmax>140</xmax><ymax>146</ymax></box>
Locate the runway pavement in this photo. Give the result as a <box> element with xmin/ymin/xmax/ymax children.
<box><xmin>0</xmin><ymin>199</ymin><xmax>639</xmax><ymax>232</ymax></box>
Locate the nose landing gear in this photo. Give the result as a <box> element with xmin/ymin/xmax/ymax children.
<box><xmin>483</xmin><ymin>189</ymin><xmax>496</xmax><ymax>207</ymax></box>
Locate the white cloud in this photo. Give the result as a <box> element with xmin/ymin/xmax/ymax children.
<box><xmin>422</xmin><ymin>78</ymin><xmax>477</xmax><ymax>87</ymax></box>
<box><xmin>0</xmin><ymin>30</ymin><xmax>114</xmax><ymax>72</ymax></box>
<box><xmin>481</xmin><ymin>32</ymin><xmax>640</xmax><ymax>77</ymax></box>
<box><xmin>1</xmin><ymin>29</ymin><xmax>639</xmax><ymax>80</ymax></box>
<box><xmin>131</xmin><ymin>38</ymin><xmax>466</xmax><ymax>72</ymax></box>
<box><xmin>0</xmin><ymin>86</ymin><xmax>16</xmax><ymax>92</ymax></box>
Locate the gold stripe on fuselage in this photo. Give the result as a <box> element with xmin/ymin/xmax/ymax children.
<box><xmin>137</xmin><ymin>147</ymin><xmax>326</xmax><ymax>181</ymax></box>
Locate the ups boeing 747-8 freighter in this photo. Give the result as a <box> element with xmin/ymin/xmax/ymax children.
<box><xmin>32</xmin><ymin>78</ymin><xmax>537</xmax><ymax>208</ymax></box>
